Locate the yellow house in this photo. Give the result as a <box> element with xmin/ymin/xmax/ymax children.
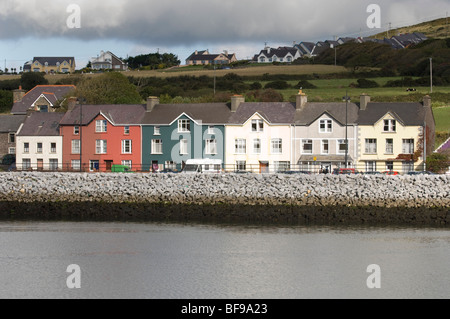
<box><xmin>357</xmin><ymin>94</ymin><xmax>435</xmax><ymax>173</ymax></box>
<box><xmin>29</xmin><ymin>57</ymin><xmax>76</xmax><ymax>74</ymax></box>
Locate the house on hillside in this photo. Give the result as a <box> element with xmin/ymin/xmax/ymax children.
<box><xmin>0</xmin><ymin>115</ymin><xmax>27</xmax><ymax>159</ymax></box>
<box><xmin>141</xmin><ymin>97</ymin><xmax>231</xmax><ymax>172</ymax></box>
<box><xmin>253</xmin><ymin>46</ymin><xmax>301</xmax><ymax>63</ymax></box>
<box><xmin>15</xmin><ymin>112</ymin><xmax>65</xmax><ymax>171</ymax></box>
<box><xmin>11</xmin><ymin>85</ymin><xmax>76</xmax><ymax>115</ymax></box>
<box><xmin>225</xmin><ymin>95</ymin><xmax>295</xmax><ymax>173</ymax></box>
<box><xmin>24</xmin><ymin>57</ymin><xmax>76</xmax><ymax>74</ymax></box>
<box><xmin>90</xmin><ymin>51</ymin><xmax>128</xmax><ymax>71</ymax></box>
<box><xmin>294</xmin><ymin>42</ymin><xmax>316</xmax><ymax>57</ymax></box>
<box><xmin>185</xmin><ymin>50</ymin><xmax>237</xmax><ymax>66</ymax></box>
<box><xmin>293</xmin><ymin>91</ymin><xmax>359</xmax><ymax>173</ymax></box>
<box><xmin>357</xmin><ymin>94</ymin><xmax>435</xmax><ymax>173</ymax></box>
<box><xmin>59</xmin><ymin>102</ymin><xmax>146</xmax><ymax>172</ymax></box>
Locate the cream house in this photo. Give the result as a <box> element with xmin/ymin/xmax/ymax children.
<box><xmin>225</xmin><ymin>96</ymin><xmax>295</xmax><ymax>173</ymax></box>
<box><xmin>357</xmin><ymin>94</ymin><xmax>435</xmax><ymax>173</ymax></box>
<box><xmin>15</xmin><ymin>113</ymin><xmax>64</xmax><ymax>171</ymax></box>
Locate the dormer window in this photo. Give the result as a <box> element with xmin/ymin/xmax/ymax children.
<box><xmin>319</xmin><ymin>119</ymin><xmax>332</xmax><ymax>133</ymax></box>
<box><xmin>252</xmin><ymin>120</ymin><xmax>264</xmax><ymax>132</ymax></box>
<box><xmin>384</xmin><ymin>119</ymin><xmax>396</xmax><ymax>132</ymax></box>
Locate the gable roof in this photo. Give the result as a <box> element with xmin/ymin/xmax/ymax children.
<box><xmin>0</xmin><ymin>115</ymin><xmax>27</xmax><ymax>133</ymax></box>
<box><xmin>358</xmin><ymin>102</ymin><xmax>426</xmax><ymax>126</ymax></box>
<box><xmin>60</xmin><ymin>104</ymin><xmax>146</xmax><ymax>126</ymax></box>
<box><xmin>255</xmin><ymin>47</ymin><xmax>299</xmax><ymax>60</ymax></box>
<box><xmin>17</xmin><ymin>112</ymin><xmax>65</xmax><ymax>136</ymax></box>
<box><xmin>33</xmin><ymin>57</ymin><xmax>75</xmax><ymax>66</ymax></box>
<box><xmin>228</xmin><ymin>102</ymin><xmax>296</xmax><ymax>125</ymax></box>
<box><xmin>294</xmin><ymin>102</ymin><xmax>359</xmax><ymax>125</ymax></box>
<box><xmin>11</xmin><ymin>85</ymin><xmax>76</xmax><ymax>115</ymax></box>
<box><xmin>436</xmin><ymin>137</ymin><xmax>450</xmax><ymax>153</ymax></box>
<box><xmin>141</xmin><ymin>103</ymin><xmax>232</xmax><ymax>125</ymax></box>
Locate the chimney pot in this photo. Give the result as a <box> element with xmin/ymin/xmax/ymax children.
<box><xmin>360</xmin><ymin>93</ymin><xmax>370</xmax><ymax>111</ymax></box>
<box><xmin>147</xmin><ymin>96</ymin><xmax>160</xmax><ymax>112</ymax></box>
<box><xmin>423</xmin><ymin>95</ymin><xmax>431</xmax><ymax>108</ymax></box>
<box><xmin>231</xmin><ymin>95</ymin><xmax>245</xmax><ymax>112</ymax></box>
<box><xmin>296</xmin><ymin>90</ymin><xmax>307</xmax><ymax>110</ymax></box>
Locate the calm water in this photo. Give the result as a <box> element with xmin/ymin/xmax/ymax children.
<box><xmin>0</xmin><ymin>221</ymin><xmax>449</xmax><ymax>299</ymax></box>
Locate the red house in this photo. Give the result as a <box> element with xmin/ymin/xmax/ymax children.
<box><xmin>60</xmin><ymin>103</ymin><xmax>146</xmax><ymax>172</ymax></box>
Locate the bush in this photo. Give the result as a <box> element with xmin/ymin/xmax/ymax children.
<box><xmin>264</xmin><ymin>80</ymin><xmax>290</xmax><ymax>90</ymax></box>
<box><xmin>296</xmin><ymin>80</ymin><xmax>317</xmax><ymax>89</ymax></box>
<box><xmin>355</xmin><ymin>78</ymin><xmax>379</xmax><ymax>88</ymax></box>
<box><xmin>426</xmin><ymin>152</ymin><xmax>450</xmax><ymax>174</ymax></box>
<box><xmin>246</xmin><ymin>89</ymin><xmax>284</xmax><ymax>102</ymax></box>
<box><xmin>2</xmin><ymin>154</ymin><xmax>15</xmax><ymax>165</ymax></box>
<box><xmin>20</xmin><ymin>72</ymin><xmax>49</xmax><ymax>90</ymax></box>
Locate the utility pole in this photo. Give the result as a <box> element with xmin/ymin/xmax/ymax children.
<box><xmin>430</xmin><ymin>58</ymin><xmax>433</xmax><ymax>93</ymax></box>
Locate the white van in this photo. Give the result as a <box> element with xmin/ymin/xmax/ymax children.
<box><xmin>182</xmin><ymin>159</ymin><xmax>223</xmax><ymax>174</ymax></box>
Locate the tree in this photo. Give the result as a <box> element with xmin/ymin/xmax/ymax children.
<box><xmin>0</xmin><ymin>90</ymin><xmax>13</xmax><ymax>113</ymax></box>
<box><xmin>426</xmin><ymin>151</ymin><xmax>450</xmax><ymax>174</ymax></box>
<box><xmin>73</xmin><ymin>72</ymin><xmax>143</xmax><ymax>104</ymax></box>
<box><xmin>20</xmin><ymin>72</ymin><xmax>49</xmax><ymax>90</ymax></box>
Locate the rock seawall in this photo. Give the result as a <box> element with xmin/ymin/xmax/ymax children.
<box><xmin>0</xmin><ymin>172</ymin><xmax>449</xmax><ymax>225</ymax></box>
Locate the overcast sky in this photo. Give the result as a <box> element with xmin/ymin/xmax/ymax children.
<box><xmin>0</xmin><ymin>0</ymin><xmax>448</xmax><ymax>70</ymax></box>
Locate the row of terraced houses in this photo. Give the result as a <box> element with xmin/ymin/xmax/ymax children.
<box><xmin>1</xmin><ymin>85</ymin><xmax>436</xmax><ymax>174</ymax></box>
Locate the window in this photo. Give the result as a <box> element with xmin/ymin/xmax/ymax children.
<box><xmin>74</xmin><ymin>126</ymin><xmax>79</xmax><ymax>135</ymax></box>
<box><xmin>8</xmin><ymin>147</ymin><xmax>16</xmax><ymax>154</ymax></box>
<box><xmin>383</xmin><ymin>119</ymin><xmax>396</xmax><ymax>132</ymax></box>
<box><xmin>151</xmin><ymin>139</ymin><xmax>163</xmax><ymax>154</ymax></box>
<box><xmin>180</xmin><ymin>139</ymin><xmax>188</xmax><ymax>155</ymax></box>
<box><xmin>319</xmin><ymin>119</ymin><xmax>332</xmax><ymax>133</ymax></box>
<box><xmin>22</xmin><ymin>159</ymin><xmax>31</xmax><ymax>170</ymax></box>
<box><xmin>154</xmin><ymin>126</ymin><xmax>161</xmax><ymax>135</ymax></box>
<box><xmin>72</xmin><ymin>140</ymin><xmax>80</xmax><ymax>154</ymax></box>
<box><xmin>37</xmin><ymin>143</ymin><xmax>43</xmax><ymax>153</ymax></box>
<box><xmin>302</xmin><ymin>139</ymin><xmax>313</xmax><ymax>154</ymax></box>
<box><xmin>252</xmin><ymin>119</ymin><xmax>264</xmax><ymax>132</ymax></box>
<box><xmin>124</xmin><ymin>126</ymin><xmax>130</xmax><ymax>135</ymax></box>
<box><xmin>178</xmin><ymin>120</ymin><xmax>190</xmax><ymax>133</ymax></box>
<box><xmin>122</xmin><ymin>140</ymin><xmax>132</xmax><ymax>154</ymax></box>
<box><xmin>365</xmin><ymin>139</ymin><xmax>377</xmax><ymax>154</ymax></box>
<box><xmin>274</xmin><ymin>161</ymin><xmax>290</xmax><ymax>172</ymax></box>
<box><xmin>402</xmin><ymin>139</ymin><xmax>414</xmax><ymax>154</ymax></box>
<box><xmin>96</xmin><ymin>120</ymin><xmax>107</xmax><ymax>133</ymax></box>
<box><xmin>271</xmin><ymin>138</ymin><xmax>282</xmax><ymax>154</ymax></box>
<box><xmin>235</xmin><ymin>139</ymin><xmax>246</xmax><ymax>154</ymax></box>
<box><xmin>402</xmin><ymin>161</ymin><xmax>414</xmax><ymax>173</ymax></box>
<box><xmin>165</xmin><ymin>161</ymin><xmax>177</xmax><ymax>170</ymax></box>
<box><xmin>386</xmin><ymin>161</ymin><xmax>394</xmax><ymax>171</ymax></box>
<box><xmin>96</xmin><ymin>140</ymin><xmax>107</xmax><ymax>154</ymax></box>
<box><xmin>205</xmin><ymin>139</ymin><xmax>217</xmax><ymax>155</ymax></box>
<box><xmin>24</xmin><ymin>143</ymin><xmax>29</xmax><ymax>153</ymax></box>
<box><xmin>49</xmin><ymin>159</ymin><xmax>58</xmax><ymax>171</ymax></box>
<box><xmin>236</xmin><ymin>161</ymin><xmax>246</xmax><ymax>171</ymax></box>
<box><xmin>71</xmin><ymin>160</ymin><xmax>80</xmax><ymax>171</ymax></box>
<box><xmin>321</xmin><ymin>140</ymin><xmax>329</xmax><ymax>154</ymax></box>
<box><xmin>8</xmin><ymin>133</ymin><xmax>15</xmax><ymax>143</ymax></box>
<box><xmin>122</xmin><ymin>160</ymin><xmax>132</xmax><ymax>169</ymax></box>
<box><xmin>365</xmin><ymin>161</ymin><xmax>376</xmax><ymax>172</ymax></box>
<box><xmin>385</xmin><ymin>139</ymin><xmax>393</xmax><ymax>154</ymax></box>
<box><xmin>90</xmin><ymin>160</ymin><xmax>99</xmax><ymax>171</ymax></box>
<box><xmin>208</xmin><ymin>126</ymin><xmax>215</xmax><ymax>134</ymax></box>
<box><xmin>338</xmin><ymin>140</ymin><xmax>348</xmax><ymax>154</ymax></box>
<box><xmin>253</xmin><ymin>139</ymin><xmax>261</xmax><ymax>154</ymax></box>
<box><xmin>51</xmin><ymin>143</ymin><xmax>57</xmax><ymax>153</ymax></box>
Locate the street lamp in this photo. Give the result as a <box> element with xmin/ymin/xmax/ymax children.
<box><xmin>342</xmin><ymin>92</ymin><xmax>350</xmax><ymax>168</ymax></box>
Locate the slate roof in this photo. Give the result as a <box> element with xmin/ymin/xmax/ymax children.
<box><xmin>294</xmin><ymin>103</ymin><xmax>359</xmax><ymax>125</ymax></box>
<box><xmin>0</xmin><ymin>115</ymin><xmax>27</xmax><ymax>133</ymax></box>
<box><xmin>60</xmin><ymin>104</ymin><xmax>147</xmax><ymax>126</ymax></box>
<box><xmin>255</xmin><ymin>47</ymin><xmax>299</xmax><ymax>59</ymax></box>
<box><xmin>228</xmin><ymin>102</ymin><xmax>296</xmax><ymax>125</ymax></box>
<box><xmin>33</xmin><ymin>57</ymin><xmax>75</xmax><ymax>66</ymax></box>
<box><xmin>141</xmin><ymin>103</ymin><xmax>232</xmax><ymax>125</ymax></box>
<box><xmin>436</xmin><ymin>137</ymin><xmax>450</xmax><ymax>153</ymax></box>
<box><xmin>357</xmin><ymin>102</ymin><xmax>426</xmax><ymax>126</ymax></box>
<box><xmin>17</xmin><ymin>112</ymin><xmax>65</xmax><ymax>136</ymax></box>
<box><xmin>11</xmin><ymin>85</ymin><xmax>76</xmax><ymax>115</ymax></box>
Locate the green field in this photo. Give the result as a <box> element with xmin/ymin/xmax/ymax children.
<box><xmin>434</xmin><ymin>106</ymin><xmax>450</xmax><ymax>132</ymax></box>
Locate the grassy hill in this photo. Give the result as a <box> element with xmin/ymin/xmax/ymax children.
<box><xmin>371</xmin><ymin>17</ymin><xmax>450</xmax><ymax>39</ymax></box>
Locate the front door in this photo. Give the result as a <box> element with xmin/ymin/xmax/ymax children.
<box><xmin>152</xmin><ymin>161</ymin><xmax>159</xmax><ymax>172</ymax></box>
<box><xmin>37</xmin><ymin>159</ymin><xmax>43</xmax><ymax>171</ymax></box>
<box><xmin>260</xmin><ymin>161</ymin><xmax>269</xmax><ymax>174</ymax></box>
<box><xmin>105</xmin><ymin>160</ymin><xmax>113</xmax><ymax>172</ymax></box>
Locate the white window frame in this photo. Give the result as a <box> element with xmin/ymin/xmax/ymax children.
<box><xmin>235</xmin><ymin>139</ymin><xmax>246</xmax><ymax>154</ymax></box>
<box><xmin>8</xmin><ymin>147</ymin><xmax>16</xmax><ymax>154</ymax></box>
<box><xmin>321</xmin><ymin>139</ymin><xmax>329</xmax><ymax>155</ymax></box>
<box><xmin>72</xmin><ymin>140</ymin><xmax>80</xmax><ymax>154</ymax></box>
<box><xmin>36</xmin><ymin>142</ymin><xmax>43</xmax><ymax>154</ymax></box>
<box><xmin>271</xmin><ymin>138</ymin><xmax>282</xmax><ymax>154</ymax></box>
<box><xmin>319</xmin><ymin>119</ymin><xmax>332</xmax><ymax>133</ymax></box>
<box><xmin>96</xmin><ymin>140</ymin><xmax>107</xmax><ymax>154</ymax></box>
<box><xmin>96</xmin><ymin>120</ymin><xmax>107</xmax><ymax>133</ymax></box>
<box><xmin>154</xmin><ymin>126</ymin><xmax>161</xmax><ymax>136</ymax></box>
<box><xmin>236</xmin><ymin>161</ymin><xmax>246</xmax><ymax>171</ymax></box>
<box><xmin>178</xmin><ymin>120</ymin><xmax>190</xmax><ymax>133</ymax></box>
<box><xmin>383</xmin><ymin>119</ymin><xmax>396</xmax><ymax>132</ymax></box>
<box><xmin>402</xmin><ymin>139</ymin><xmax>414</xmax><ymax>154</ymax></box>
<box><xmin>49</xmin><ymin>159</ymin><xmax>58</xmax><ymax>171</ymax></box>
<box><xmin>251</xmin><ymin>119</ymin><xmax>264</xmax><ymax>132</ymax></box>
<box><xmin>124</xmin><ymin>126</ymin><xmax>130</xmax><ymax>135</ymax></box>
<box><xmin>74</xmin><ymin>126</ymin><xmax>79</xmax><ymax>135</ymax></box>
<box><xmin>50</xmin><ymin>143</ymin><xmax>57</xmax><ymax>154</ymax></box>
<box><xmin>385</xmin><ymin>138</ymin><xmax>394</xmax><ymax>154</ymax></box>
<box><xmin>302</xmin><ymin>139</ymin><xmax>313</xmax><ymax>154</ymax></box>
<box><xmin>151</xmin><ymin>139</ymin><xmax>163</xmax><ymax>154</ymax></box>
<box><xmin>253</xmin><ymin>138</ymin><xmax>261</xmax><ymax>154</ymax></box>
<box><xmin>122</xmin><ymin>140</ymin><xmax>132</xmax><ymax>154</ymax></box>
<box><xmin>365</xmin><ymin>161</ymin><xmax>377</xmax><ymax>172</ymax></box>
<box><xmin>71</xmin><ymin>160</ymin><xmax>81</xmax><ymax>170</ymax></box>
<box><xmin>24</xmin><ymin>143</ymin><xmax>29</xmax><ymax>153</ymax></box>
<box><xmin>180</xmin><ymin>139</ymin><xmax>188</xmax><ymax>155</ymax></box>
<box><xmin>208</xmin><ymin>126</ymin><xmax>215</xmax><ymax>135</ymax></box>
<box><xmin>122</xmin><ymin>160</ymin><xmax>132</xmax><ymax>169</ymax></box>
<box><xmin>22</xmin><ymin>158</ymin><xmax>31</xmax><ymax>170</ymax></box>
<box><xmin>205</xmin><ymin>139</ymin><xmax>217</xmax><ymax>155</ymax></box>
<box><xmin>365</xmin><ymin>139</ymin><xmax>377</xmax><ymax>154</ymax></box>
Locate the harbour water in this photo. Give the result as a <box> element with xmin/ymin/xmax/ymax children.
<box><xmin>0</xmin><ymin>220</ymin><xmax>449</xmax><ymax>299</ymax></box>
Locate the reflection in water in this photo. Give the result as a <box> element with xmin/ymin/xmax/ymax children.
<box><xmin>0</xmin><ymin>221</ymin><xmax>449</xmax><ymax>299</ymax></box>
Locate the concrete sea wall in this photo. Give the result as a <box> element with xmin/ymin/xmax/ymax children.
<box><xmin>0</xmin><ymin>172</ymin><xmax>449</xmax><ymax>225</ymax></box>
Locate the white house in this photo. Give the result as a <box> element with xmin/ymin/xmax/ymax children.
<box><xmin>15</xmin><ymin>112</ymin><xmax>64</xmax><ymax>171</ymax></box>
<box><xmin>91</xmin><ymin>51</ymin><xmax>128</xmax><ymax>71</ymax></box>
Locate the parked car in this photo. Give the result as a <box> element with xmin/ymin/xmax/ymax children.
<box><xmin>406</xmin><ymin>171</ymin><xmax>436</xmax><ymax>175</ymax></box>
<box><xmin>182</xmin><ymin>159</ymin><xmax>222</xmax><ymax>174</ymax></box>
<box><xmin>283</xmin><ymin>171</ymin><xmax>311</xmax><ymax>175</ymax></box>
<box><xmin>382</xmin><ymin>170</ymin><xmax>399</xmax><ymax>175</ymax></box>
<box><xmin>364</xmin><ymin>171</ymin><xmax>382</xmax><ymax>175</ymax></box>
<box><xmin>332</xmin><ymin>168</ymin><xmax>357</xmax><ymax>175</ymax></box>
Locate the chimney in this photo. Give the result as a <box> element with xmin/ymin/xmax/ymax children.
<box><xmin>67</xmin><ymin>97</ymin><xmax>77</xmax><ymax>111</ymax></box>
<box><xmin>13</xmin><ymin>86</ymin><xmax>26</xmax><ymax>102</ymax></box>
<box><xmin>295</xmin><ymin>90</ymin><xmax>307</xmax><ymax>110</ymax></box>
<box><xmin>360</xmin><ymin>93</ymin><xmax>370</xmax><ymax>111</ymax></box>
<box><xmin>423</xmin><ymin>95</ymin><xmax>431</xmax><ymax>108</ymax></box>
<box><xmin>231</xmin><ymin>95</ymin><xmax>245</xmax><ymax>112</ymax></box>
<box><xmin>147</xmin><ymin>96</ymin><xmax>159</xmax><ymax>112</ymax></box>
